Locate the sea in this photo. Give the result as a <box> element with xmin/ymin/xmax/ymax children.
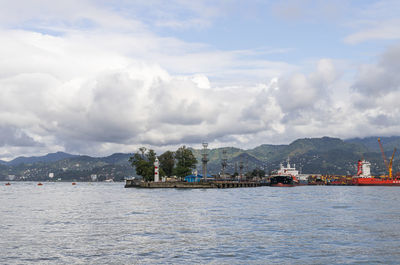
<box><xmin>1</xmin><ymin>182</ymin><xmax>400</xmax><ymax>265</ymax></box>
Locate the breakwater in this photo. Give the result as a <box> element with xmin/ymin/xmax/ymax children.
<box><xmin>125</xmin><ymin>179</ymin><xmax>261</xmax><ymax>188</ymax></box>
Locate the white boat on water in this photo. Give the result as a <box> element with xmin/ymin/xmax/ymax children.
<box><xmin>274</xmin><ymin>158</ymin><xmax>308</xmax><ymax>185</ymax></box>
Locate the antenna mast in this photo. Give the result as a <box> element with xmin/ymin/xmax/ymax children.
<box><xmin>221</xmin><ymin>149</ymin><xmax>227</xmax><ymax>179</ymax></box>
<box><xmin>202</xmin><ymin>142</ymin><xmax>209</xmax><ymax>182</ymax></box>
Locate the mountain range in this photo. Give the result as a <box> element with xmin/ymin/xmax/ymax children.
<box><xmin>191</xmin><ymin>136</ymin><xmax>400</xmax><ymax>176</ymax></box>
<box><xmin>0</xmin><ymin>152</ymin><xmax>77</xmax><ymax>166</ymax></box>
<box><xmin>1</xmin><ymin>136</ymin><xmax>400</xmax><ymax>181</ymax></box>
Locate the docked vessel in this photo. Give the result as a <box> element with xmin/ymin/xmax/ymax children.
<box><xmin>269</xmin><ymin>159</ymin><xmax>301</xmax><ymax>187</ymax></box>
<box><xmin>270</xmin><ymin>175</ymin><xmax>295</xmax><ymax>187</ymax></box>
<box><xmin>352</xmin><ymin>160</ymin><xmax>400</xmax><ymax>186</ymax></box>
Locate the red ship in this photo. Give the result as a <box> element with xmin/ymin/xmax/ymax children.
<box><xmin>352</xmin><ymin>160</ymin><xmax>400</xmax><ymax>186</ymax></box>
<box><xmin>352</xmin><ymin>138</ymin><xmax>400</xmax><ymax>186</ymax></box>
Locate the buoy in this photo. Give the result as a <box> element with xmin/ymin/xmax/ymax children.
<box><xmin>72</xmin><ymin>182</ymin><xmax>76</xmax><ymax>185</ymax></box>
<box><xmin>5</xmin><ymin>182</ymin><xmax>11</xmax><ymax>186</ymax></box>
<box><xmin>37</xmin><ymin>183</ymin><xmax>43</xmax><ymax>186</ymax></box>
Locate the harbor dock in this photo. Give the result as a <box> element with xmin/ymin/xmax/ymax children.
<box><xmin>125</xmin><ymin>179</ymin><xmax>261</xmax><ymax>189</ymax></box>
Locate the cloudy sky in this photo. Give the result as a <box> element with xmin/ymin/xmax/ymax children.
<box><xmin>1</xmin><ymin>0</ymin><xmax>400</xmax><ymax>160</ymax></box>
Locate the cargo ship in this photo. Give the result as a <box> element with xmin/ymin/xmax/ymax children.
<box><xmin>352</xmin><ymin>160</ymin><xmax>400</xmax><ymax>186</ymax></box>
<box><xmin>269</xmin><ymin>159</ymin><xmax>301</xmax><ymax>187</ymax></box>
<box><xmin>270</xmin><ymin>175</ymin><xmax>295</xmax><ymax>187</ymax></box>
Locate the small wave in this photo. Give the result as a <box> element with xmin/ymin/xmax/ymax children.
<box><xmin>332</xmin><ymin>205</ymin><xmax>351</xmax><ymax>209</ymax></box>
<box><xmin>128</xmin><ymin>211</ymin><xmax>145</xmax><ymax>215</ymax></box>
<box><xmin>22</xmin><ymin>256</ymin><xmax>60</xmax><ymax>262</ymax></box>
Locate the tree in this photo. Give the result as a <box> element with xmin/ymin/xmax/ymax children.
<box><xmin>251</xmin><ymin>168</ymin><xmax>265</xmax><ymax>177</ymax></box>
<box><xmin>129</xmin><ymin>147</ymin><xmax>158</xmax><ymax>181</ymax></box>
<box><xmin>159</xmin><ymin>151</ymin><xmax>175</xmax><ymax>177</ymax></box>
<box><xmin>173</xmin><ymin>146</ymin><xmax>197</xmax><ymax>180</ymax></box>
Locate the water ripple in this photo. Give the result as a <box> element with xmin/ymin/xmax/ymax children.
<box><xmin>1</xmin><ymin>182</ymin><xmax>400</xmax><ymax>264</ymax></box>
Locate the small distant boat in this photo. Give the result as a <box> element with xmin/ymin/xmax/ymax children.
<box><xmin>104</xmin><ymin>179</ymin><xmax>114</xmax><ymax>182</ymax></box>
<box><xmin>5</xmin><ymin>182</ymin><xmax>11</xmax><ymax>186</ymax></box>
<box><xmin>37</xmin><ymin>182</ymin><xmax>43</xmax><ymax>186</ymax></box>
<box><xmin>72</xmin><ymin>182</ymin><xmax>77</xmax><ymax>185</ymax></box>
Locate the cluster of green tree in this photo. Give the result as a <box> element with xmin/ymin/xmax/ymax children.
<box><xmin>129</xmin><ymin>146</ymin><xmax>197</xmax><ymax>181</ymax></box>
<box><xmin>249</xmin><ymin>168</ymin><xmax>266</xmax><ymax>177</ymax></box>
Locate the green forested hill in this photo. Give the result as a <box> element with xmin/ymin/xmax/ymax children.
<box><xmin>192</xmin><ymin>136</ymin><xmax>400</xmax><ymax>176</ymax></box>
<box><xmin>1</xmin><ymin>136</ymin><xmax>399</xmax><ymax>181</ymax></box>
<box><xmin>0</xmin><ymin>153</ymin><xmax>135</xmax><ymax>181</ymax></box>
<box><xmin>345</xmin><ymin>136</ymin><xmax>400</xmax><ymax>152</ymax></box>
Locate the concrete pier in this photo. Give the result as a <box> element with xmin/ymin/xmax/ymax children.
<box><xmin>125</xmin><ymin>179</ymin><xmax>261</xmax><ymax>189</ymax></box>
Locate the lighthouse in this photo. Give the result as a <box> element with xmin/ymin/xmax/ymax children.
<box><xmin>154</xmin><ymin>157</ymin><xmax>160</xmax><ymax>182</ymax></box>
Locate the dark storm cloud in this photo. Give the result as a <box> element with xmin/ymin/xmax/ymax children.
<box><xmin>0</xmin><ymin>126</ymin><xmax>41</xmax><ymax>147</ymax></box>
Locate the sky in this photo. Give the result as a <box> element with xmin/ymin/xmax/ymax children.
<box><xmin>1</xmin><ymin>0</ymin><xmax>400</xmax><ymax>160</ymax></box>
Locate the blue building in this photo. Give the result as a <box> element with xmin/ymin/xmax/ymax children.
<box><xmin>184</xmin><ymin>174</ymin><xmax>214</xmax><ymax>183</ymax></box>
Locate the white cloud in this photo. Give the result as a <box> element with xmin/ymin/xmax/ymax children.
<box><xmin>343</xmin><ymin>0</ymin><xmax>400</xmax><ymax>44</ymax></box>
<box><xmin>1</xmin><ymin>23</ymin><xmax>399</xmax><ymax>160</ymax></box>
<box><xmin>271</xmin><ymin>0</ymin><xmax>349</xmax><ymax>22</ymax></box>
<box><xmin>344</xmin><ymin>19</ymin><xmax>400</xmax><ymax>44</ymax></box>
<box><xmin>0</xmin><ymin>26</ymin><xmax>292</xmax><ymax>158</ymax></box>
<box><xmin>275</xmin><ymin>59</ymin><xmax>336</xmax><ymax>112</ymax></box>
<box><xmin>352</xmin><ymin>44</ymin><xmax>400</xmax><ymax>97</ymax></box>
<box><xmin>1</xmin><ymin>0</ymin><xmax>400</xmax><ymax>161</ymax></box>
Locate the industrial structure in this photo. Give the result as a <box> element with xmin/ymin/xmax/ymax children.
<box><xmin>201</xmin><ymin>142</ymin><xmax>209</xmax><ymax>182</ymax></box>
<box><xmin>220</xmin><ymin>149</ymin><xmax>228</xmax><ymax>179</ymax></box>
<box><xmin>378</xmin><ymin>138</ymin><xmax>396</xmax><ymax>178</ymax></box>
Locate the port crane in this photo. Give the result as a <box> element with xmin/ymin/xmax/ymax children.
<box><xmin>378</xmin><ymin>138</ymin><xmax>396</xmax><ymax>179</ymax></box>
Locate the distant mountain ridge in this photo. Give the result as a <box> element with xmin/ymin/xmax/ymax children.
<box><xmin>191</xmin><ymin>136</ymin><xmax>400</xmax><ymax>176</ymax></box>
<box><xmin>345</xmin><ymin>136</ymin><xmax>400</xmax><ymax>152</ymax></box>
<box><xmin>1</xmin><ymin>152</ymin><xmax>136</xmax><ymax>167</ymax></box>
<box><xmin>1</xmin><ymin>136</ymin><xmax>399</xmax><ymax>181</ymax></box>
<box><xmin>4</xmin><ymin>151</ymin><xmax>78</xmax><ymax>166</ymax></box>
<box><xmin>0</xmin><ymin>152</ymin><xmax>134</xmax><ymax>182</ymax></box>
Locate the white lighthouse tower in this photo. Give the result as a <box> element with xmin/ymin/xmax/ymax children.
<box><xmin>154</xmin><ymin>157</ymin><xmax>160</xmax><ymax>182</ymax></box>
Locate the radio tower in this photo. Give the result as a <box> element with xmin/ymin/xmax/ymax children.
<box><xmin>202</xmin><ymin>142</ymin><xmax>209</xmax><ymax>182</ymax></box>
<box><xmin>239</xmin><ymin>160</ymin><xmax>244</xmax><ymax>182</ymax></box>
<box><xmin>221</xmin><ymin>149</ymin><xmax>228</xmax><ymax>179</ymax></box>
<box><xmin>234</xmin><ymin>162</ymin><xmax>238</xmax><ymax>178</ymax></box>
<box><xmin>246</xmin><ymin>157</ymin><xmax>249</xmax><ymax>180</ymax></box>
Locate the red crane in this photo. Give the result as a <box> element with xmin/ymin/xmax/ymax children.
<box><xmin>378</xmin><ymin>138</ymin><xmax>396</xmax><ymax>179</ymax></box>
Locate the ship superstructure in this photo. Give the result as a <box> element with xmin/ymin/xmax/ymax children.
<box><xmin>356</xmin><ymin>160</ymin><xmax>371</xmax><ymax>178</ymax></box>
<box><xmin>276</xmin><ymin>158</ymin><xmax>299</xmax><ymax>177</ymax></box>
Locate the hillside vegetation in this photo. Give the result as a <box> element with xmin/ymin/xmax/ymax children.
<box><xmin>1</xmin><ymin>136</ymin><xmax>400</xmax><ymax>181</ymax></box>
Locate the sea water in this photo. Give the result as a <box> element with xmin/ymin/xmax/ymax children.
<box><xmin>1</xmin><ymin>182</ymin><xmax>400</xmax><ymax>264</ymax></box>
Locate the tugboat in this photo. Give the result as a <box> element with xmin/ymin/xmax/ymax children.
<box><xmin>269</xmin><ymin>158</ymin><xmax>300</xmax><ymax>187</ymax></box>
